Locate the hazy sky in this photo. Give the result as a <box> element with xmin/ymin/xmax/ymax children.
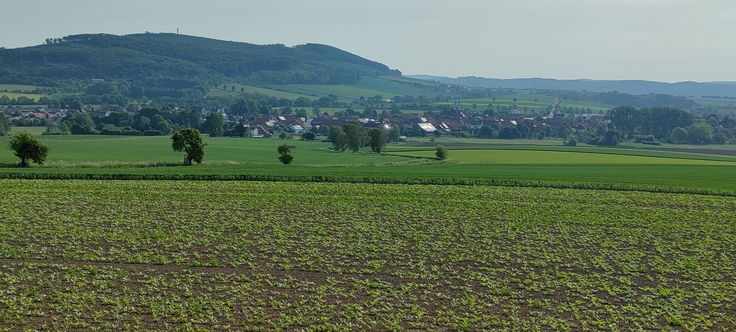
<box><xmin>2</xmin><ymin>0</ymin><xmax>735</xmax><ymax>83</ymax></box>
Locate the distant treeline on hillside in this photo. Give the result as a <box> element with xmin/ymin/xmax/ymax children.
<box><xmin>410</xmin><ymin>75</ymin><xmax>736</xmax><ymax>99</ymax></box>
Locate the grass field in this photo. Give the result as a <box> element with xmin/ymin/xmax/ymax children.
<box><xmin>0</xmin><ymin>134</ymin><xmax>412</xmax><ymax>167</ymax></box>
<box><xmin>436</xmin><ymin>94</ymin><xmax>612</xmax><ymax>113</ymax></box>
<box><xmin>264</xmin><ymin>77</ymin><xmax>440</xmax><ymax>102</ymax></box>
<box><xmin>3</xmin><ymin>133</ymin><xmax>736</xmax><ymax>192</ymax></box>
<box><xmin>0</xmin><ymin>84</ymin><xmax>40</xmax><ymax>92</ymax></box>
<box><xmin>207</xmin><ymin>84</ymin><xmax>311</xmax><ymax>100</ymax></box>
<box><xmin>1</xmin><ymin>180</ymin><xmax>735</xmax><ymax>330</ymax></box>
<box><xmin>401</xmin><ymin>149</ymin><xmax>736</xmax><ymax>165</ymax></box>
<box><xmin>690</xmin><ymin>98</ymin><xmax>736</xmax><ymax>107</ymax></box>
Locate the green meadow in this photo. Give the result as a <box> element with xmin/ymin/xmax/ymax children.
<box><xmin>3</xmin><ymin>132</ymin><xmax>736</xmax><ymax>192</ymax></box>
<box><xmin>263</xmin><ymin>77</ymin><xmax>440</xmax><ymax>102</ymax></box>
<box><xmin>400</xmin><ymin>148</ymin><xmax>736</xmax><ymax>165</ymax></box>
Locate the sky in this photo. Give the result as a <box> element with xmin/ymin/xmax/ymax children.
<box><xmin>2</xmin><ymin>0</ymin><xmax>735</xmax><ymax>83</ymax></box>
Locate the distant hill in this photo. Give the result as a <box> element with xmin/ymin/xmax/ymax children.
<box><xmin>408</xmin><ymin>75</ymin><xmax>736</xmax><ymax>98</ymax></box>
<box><xmin>0</xmin><ymin>33</ymin><xmax>401</xmax><ymax>89</ymax></box>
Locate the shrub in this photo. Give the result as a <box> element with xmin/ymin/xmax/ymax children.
<box><xmin>143</xmin><ymin>130</ymin><xmax>163</xmax><ymax>136</ymax></box>
<box><xmin>435</xmin><ymin>145</ymin><xmax>448</xmax><ymax>159</ymax></box>
<box><xmin>302</xmin><ymin>132</ymin><xmax>316</xmax><ymax>141</ymax></box>
<box><xmin>565</xmin><ymin>138</ymin><xmax>578</xmax><ymax>146</ymax></box>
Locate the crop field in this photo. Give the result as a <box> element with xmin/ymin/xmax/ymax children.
<box><xmin>1</xmin><ymin>180</ymin><xmax>735</xmax><ymax>330</ymax></box>
<box><xmin>4</xmin><ymin>134</ymin><xmax>736</xmax><ymax>192</ymax></box>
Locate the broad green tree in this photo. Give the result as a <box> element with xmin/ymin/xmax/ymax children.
<box><xmin>368</xmin><ymin>128</ymin><xmax>388</xmax><ymax>154</ymax></box>
<box><xmin>388</xmin><ymin>125</ymin><xmax>401</xmax><ymax>143</ymax></box>
<box><xmin>685</xmin><ymin>121</ymin><xmax>713</xmax><ymax>144</ymax></box>
<box><xmin>343</xmin><ymin>121</ymin><xmax>365</xmax><ymax>152</ymax></box>
<box><xmin>670</xmin><ymin>127</ymin><xmax>688</xmax><ymax>143</ymax></box>
<box><xmin>328</xmin><ymin>126</ymin><xmax>347</xmax><ymax>151</ymax></box>
<box><xmin>204</xmin><ymin>113</ymin><xmax>225</xmax><ymax>137</ymax></box>
<box><xmin>277</xmin><ymin>144</ymin><xmax>295</xmax><ymax>164</ymax></box>
<box><xmin>171</xmin><ymin>128</ymin><xmax>206</xmax><ymax>165</ymax></box>
<box><xmin>8</xmin><ymin>131</ymin><xmax>49</xmax><ymax>167</ymax></box>
<box><xmin>607</xmin><ymin>106</ymin><xmax>638</xmax><ymax>138</ymax></box>
<box><xmin>66</xmin><ymin>112</ymin><xmax>96</xmax><ymax>134</ymax></box>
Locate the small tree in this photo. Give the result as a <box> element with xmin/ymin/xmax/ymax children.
<box><xmin>435</xmin><ymin>145</ymin><xmax>448</xmax><ymax>160</ymax></box>
<box><xmin>0</xmin><ymin>115</ymin><xmax>11</xmax><ymax>136</ymax></box>
<box><xmin>8</xmin><ymin>131</ymin><xmax>49</xmax><ymax>167</ymax></box>
<box><xmin>277</xmin><ymin>144</ymin><xmax>295</xmax><ymax>164</ymax></box>
<box><xmin>171</xmin><ymin>128</ymin><xmax>206</xmax><ymax>165</ymax></box>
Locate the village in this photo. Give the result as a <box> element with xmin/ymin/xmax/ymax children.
<box><xmin>2</xmin><ymin>98</ymin><xmax>608</xmax><ymax>141</ymax></box>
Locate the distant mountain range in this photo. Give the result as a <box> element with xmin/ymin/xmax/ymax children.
<box><xmin>0</xmin><ymin>33</ymin><xmax>401</xmax><ymax>88</ymax></box>
<box><xmin>408</xmin><ymin>75</ymin><xmax>736</xmax><ymax>98</ymax></box>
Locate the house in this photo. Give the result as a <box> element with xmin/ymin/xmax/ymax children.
<box><xmin>289</xmin><ymin>124</ymin><xmax>305</xmax><ymax>134</ymax></box>
<box><xmin>251</xmin><ymin>125</ymin><xmax>270</xmax><ymax>138</ymax></box>
<box><xmin>416</xmin><ymin>122</ymin><xmax>437</xmax><ymax>134</ymax></box>
<box><xmin>310</xmin><ymin>116</ymin><xmax>346</xmax><ymax>128</ymax></box>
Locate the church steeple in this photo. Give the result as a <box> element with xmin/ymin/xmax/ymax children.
<box><xmin>452</xmin><ymin>99</ymin><xmax>462</xmax><ymax>112</ymax></box>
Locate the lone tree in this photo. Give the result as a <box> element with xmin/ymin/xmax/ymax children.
<box><xmin>435</xmin><ymin>145</ymin><xmax>448</xmax><ymax>160</ymax></box>
<box><xmin>277</xmin><ymin>144</ymin><xmax>295</xmax><ymax>164</ymax></box>
<box><xmin>8</xmin><ymin>131</ymin><xmax>50</xmax><ymax>167</ymax></box>
<box><xmin>171</xmin><ymin>128</ymin><xmax>206</xmax><ymax>165</ymax></box>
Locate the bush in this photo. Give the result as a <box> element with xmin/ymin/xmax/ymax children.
<box><xmin>101</xmin><ymin>128</ymin><xmax>123</xmax><ymax>135</ymax></box>
<box><xmin>143</xmin><ymin>130</ymin><xmax>163</xmax><ymax>136</ymax></box>
<box><xmin>435</xmin><ymin>145</ymin><xmax>448</xmax><ymax>159</ymax></box>
<box><xmin>565</xmin><ymin>138</ymin><xmax>578</xmax><ymax>146</ymax></box>
<box><xmin>301</xmin><ymin>132</ymin><xmax>316</xmax><ymax>141</ymax></box>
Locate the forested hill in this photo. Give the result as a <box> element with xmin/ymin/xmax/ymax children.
<box><xmin>0</xmin><ymin>33</ymin><xmax>401</xmax><ymax>88</ymax></box>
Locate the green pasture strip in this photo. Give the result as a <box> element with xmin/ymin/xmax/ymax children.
<box><xmin>0</xmin><ymin>92</ymin><xmax>44</xmax><ymax>100</ymax></box>
<box><xmin>692</xmin><ymin>98</ymin><xmax>736</xmax><ymax>107</ymax></box>
<box><xmin>1</xmin><ymin>180</ymin><xmax>735</xmax><ymax>330</ymax></box>
<box><xmin>207</xmin><ymin>84</ymin><xmax>311</xmax><ymax>100</ymax></box>
<box><xmin>0</xmin><ymin>135</ymin><xmax>412</xmax><ymax>165</ymax></box>
<box><xmin>8</xmin><ymin>127</ymin><xmax>46</xmax><ymax>136</ymax></box>
<box><xmin>388</xmin><ymin>144</ymin><xmax>736</xmax><ymax>163</ymax></box>
<box><xmin>0</xmin><ymin>84</ymin><xmax>41</xmax><ymax>91</ymax></box>
<box><xmin>264</xmin><ymin>77</ymin><xmax>439</xmax><ymax>102</ymax></box>
<box><xmin>435</xmin><ymin>94</ymin><xmax>614</xmax><ymax>112</ymax></box>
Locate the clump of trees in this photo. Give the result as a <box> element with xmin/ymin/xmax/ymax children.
<box><xmin>171</xmin><ymin>128</ymin><xmax>205</xmax><ymax>165</ymax></box>
<box><xmin>607</xmin><ymin>106</ymin><xmax>694</xmax><ymax>140</ymax></box>
<box><xmin>8</xmin><ymin>131</ymin><xmax>50</xmax><ymax>167</ymax></box>
<box><xmin>327</xmin><ymin>122</ymin><xmax>397</xmax><ymax>154</ymax></box>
